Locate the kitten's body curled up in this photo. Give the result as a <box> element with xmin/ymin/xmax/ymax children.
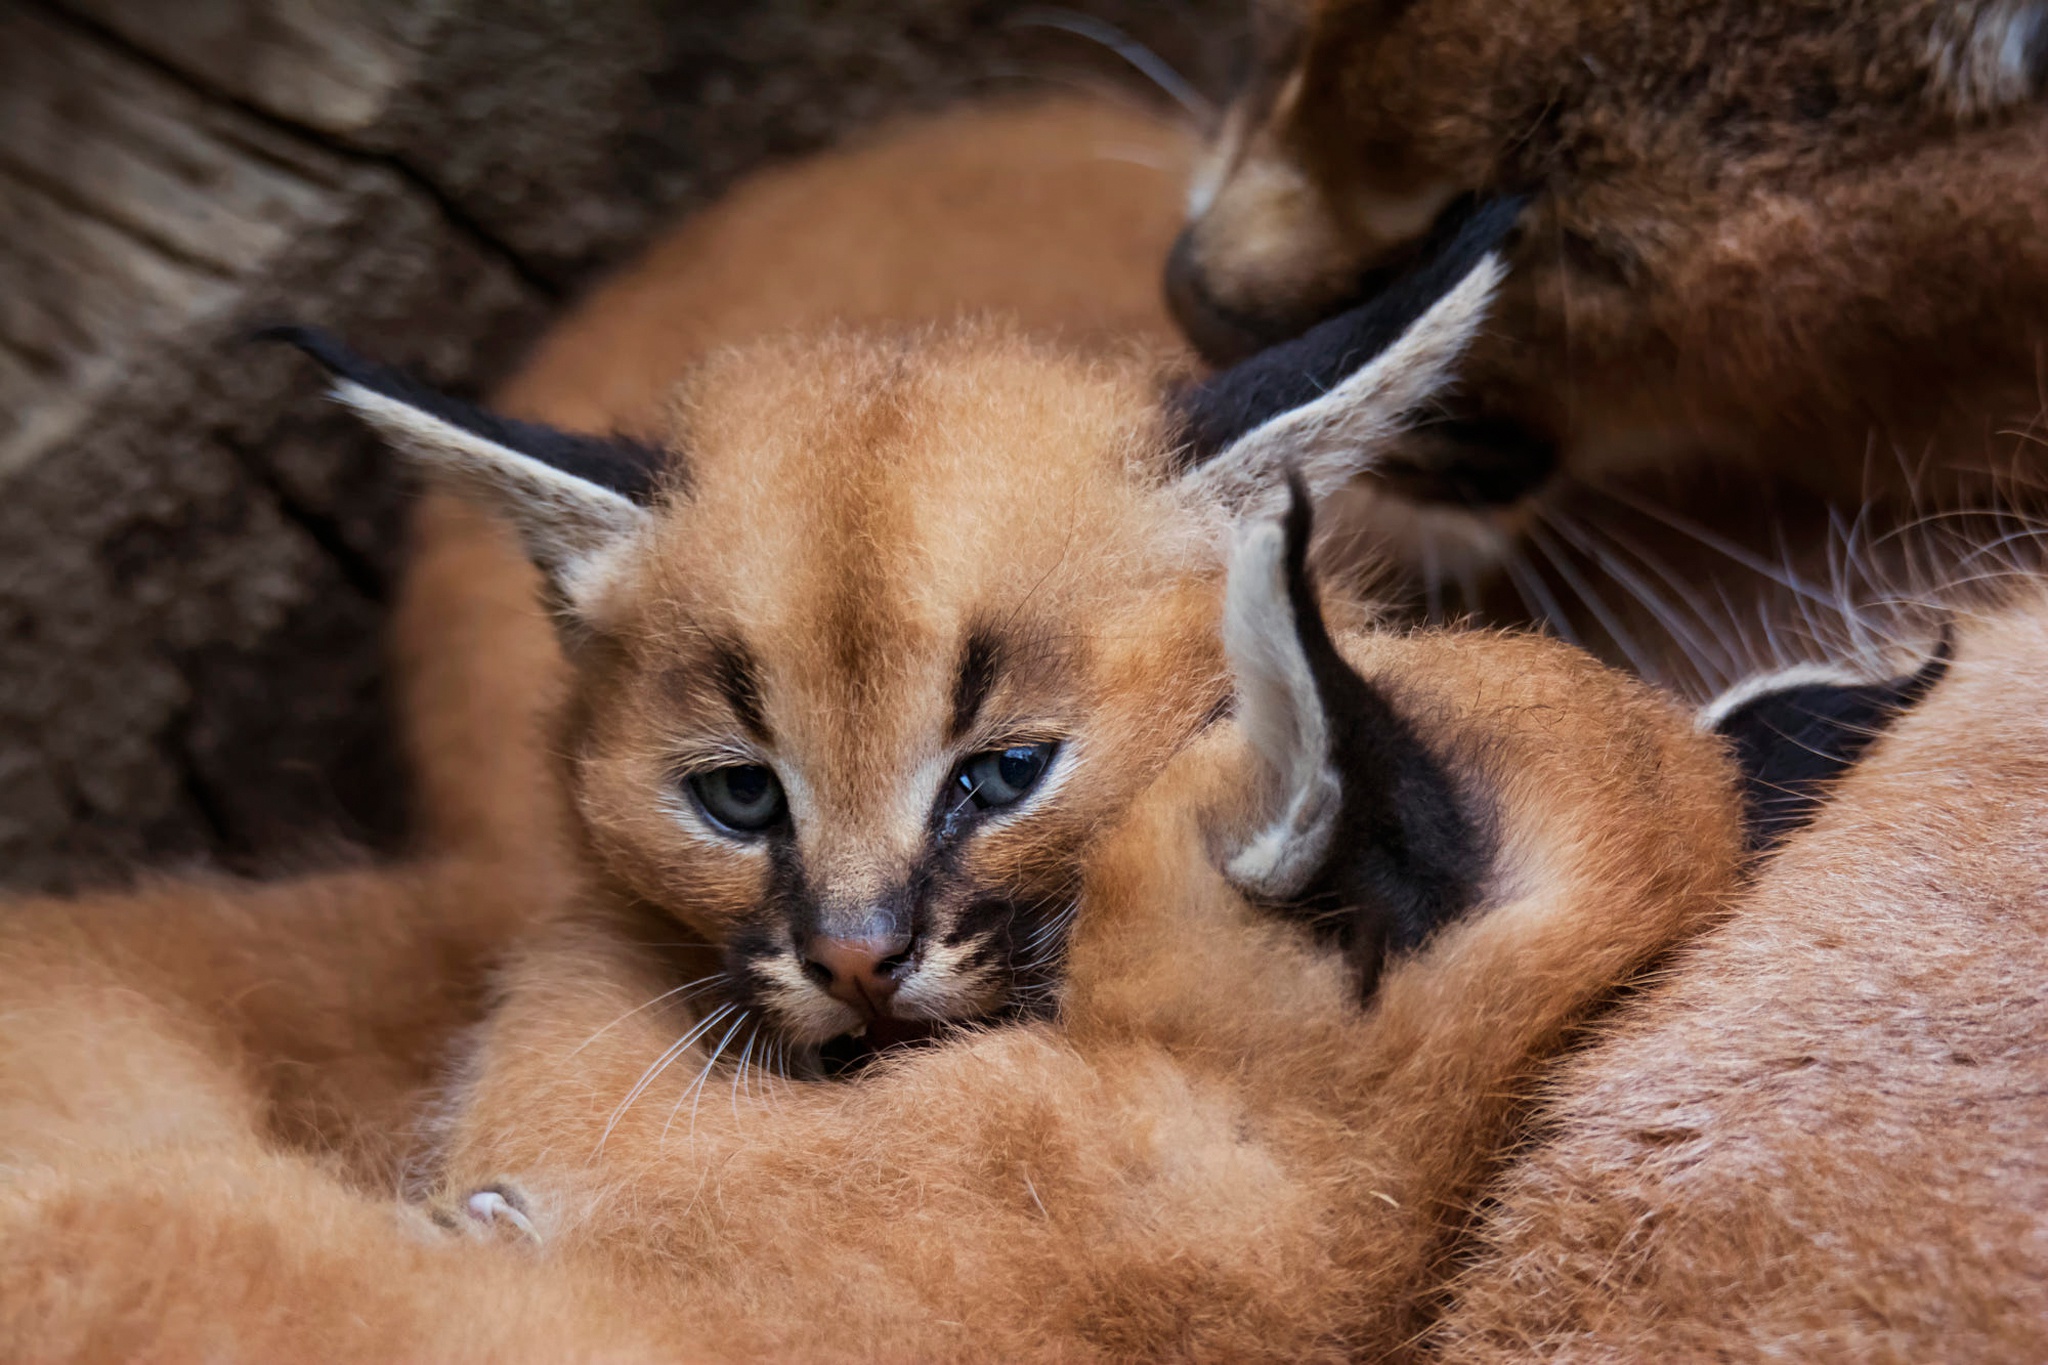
<box><xmin>0</xmin><ymin>164</ymin><xmax>1803</xmax><ymax>1356</ymax></box>
<box><xmin>0</xmin><ymin>96</ymin><xmax>1949</xmax><ymax>1360</ymax></box>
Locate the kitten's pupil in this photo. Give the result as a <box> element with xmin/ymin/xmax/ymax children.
<box><xmin>997</xmin><ymin>747</ymin><xmax>1042</xmax><ymax>789</ymax></box>
<box><xmin>960</xmin><ymin>742</ymin><xmax>1056</xmax><ymax>810</ymax></box>
<box><xmin>690</xmin><ymin>764</ymin><xmax>787</xmax><ymax>833</ymax></box>
<box><xmin>727</xmin><ymin>766</ymin><xmax>771</xmax><ymax>805</ymax></box>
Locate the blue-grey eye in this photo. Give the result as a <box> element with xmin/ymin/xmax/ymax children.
<box><xmin>690</xmin><ymin>764</ymin><xmax>786</xmax><ymax>833</ymax></box>
<box><xmin>958</xmin><ymin>742</ymin><xmax>1056</xmax><ymax>810</ymax></box>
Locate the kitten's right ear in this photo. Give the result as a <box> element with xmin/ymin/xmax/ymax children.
<box><xmin>260</xmin><ymin>327</ymin><xmax>668</xmax><ymax>612</ymax></box>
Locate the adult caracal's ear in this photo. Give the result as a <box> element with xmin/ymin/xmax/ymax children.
<box><xmin>1221</xmin><ymin>474</ymin><xmax>1483</xmax><ymax>996</ymax></box>
<box><xmin>262</xmin><ymin>327</ymin><xmax>666</xmax><ymax>620</ymax></box>
<box><xmin>1173</xmin><ymin>198</ymin><xmax>1519</xmax><ymax>518</ymax></box>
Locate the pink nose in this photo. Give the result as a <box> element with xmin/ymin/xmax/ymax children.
<box><xmin>802</xmin><ymin>934</ymin><xmax>912</xmax><ymax>1016</ymax></box>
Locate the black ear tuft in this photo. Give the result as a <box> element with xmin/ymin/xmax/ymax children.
<box><xmin>1265</xmin><ymin>473</ymin><xmax>1487</xmax><ymax>997</ymax></box>
<box><xmin>1712</xmin><ymin>639</ymin><xmax>1951</xmax><ymax>852</ymax></box>
<box><xmin>1170</xmin><ymin>195</ymin><xmax>1526</xmax><ymax>469</ymax></box>
<box><xmin>254</xmin><ymin>325</ymin><xmax>673</xmax><ymax>504</ymax></box>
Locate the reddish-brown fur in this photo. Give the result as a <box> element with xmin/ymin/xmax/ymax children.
<box><xmin>1179</xmin><ymin>0</ymin><xmax>2048</xmax><ymax>486</ymax></box>
<box><xmin>1172</xmin><ymin>0</ymin><xmax>2048</xmax><ymax>672</ymax></box>
<box><xmin>421</xmin><ymin>629</ymin><xmax>1740</xmax><ymax>1361</ymax></box>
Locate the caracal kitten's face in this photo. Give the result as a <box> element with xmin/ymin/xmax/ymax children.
<box><xmin>271</xmin><ymin>209</ymin><xmax>1511</xmax><ymax>1056</ymax></box>
<box><xmin>567</xmin><ymin>332</ymin><xmax>1226</xmax><ymax>1048</ymax></box>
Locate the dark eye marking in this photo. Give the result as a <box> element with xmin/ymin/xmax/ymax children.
<box><xmin>948</xmin><ymin>628</ymin><xmax>1005</xmax><ymax>744</ymax></box>
<box><xmin>689</xmin><ymin>763</ymin><xmax>788</xmax><ymax>835</ymax></box>
<box><xmin>711</xmin><ymin>641</ymin><xmax>770</xmax><ymax>743</ymax></box>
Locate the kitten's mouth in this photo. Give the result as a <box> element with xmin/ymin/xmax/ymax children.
<box><xmin>817</xmin><ymin>1016</ymin><xmax>945</xmax><ymax>1076</ymax></box>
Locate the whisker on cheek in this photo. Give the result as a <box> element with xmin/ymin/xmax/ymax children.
<box><xmin>598</xmin><ymin>1001</ymin><xmax>737</xmax><ymax>1155</ymax></box>
<box><xmin>571</xmin><ymin>971</ymin><xmax>732</xmax><ymax>1059</ymax></box>
<box><xmin>664</xmin><ymin>1008</ymin><xmax>751</xmax><ymax>1146</ymax></box>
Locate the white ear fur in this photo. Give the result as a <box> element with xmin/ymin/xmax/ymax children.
<box><xmin>1694</xmin><ymin>660</ymin><xmax>1881</xmax><ymax>734</ymax></box>
<box><xmin>1221</xmin><ymin>515</ymin><xmax>1342</xmax><ymax>898</ymax></box>
<box><xmin>331</xmin><ymin>379</ymin><xmax>650</xmax><ymax>608</ymax></box>
<box><xmin>1187</xmin><ymin>252</ymin><xmax>1504</xmax><ymax>518</ymax></box>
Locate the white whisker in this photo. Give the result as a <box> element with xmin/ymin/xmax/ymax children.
<box><xmin>732</xmin><ymin>1031</ymin><xmax>758</xmax><ymax>1119</ymax></box>
<box><xmin>665</xmin><ymin>1010</ymin><xmax>751</xmax><ymax>1145</ymax></box>
<box><xmin>1524</xmin><ymin>518</ymin><xmax>1663</xmax><ymax>683</ymax></box>
<box><xmin>571</xmin><ymin>972</ymin><xmax>731</xmax><ymax>1058</ymax></box>
<box><xmin>597</xmin><ymin>1002</ymin><xmax>735</xmax><ymax>1155</ymax></box>
<box><xmin>1008</xmin><ymin>8</ymin><xmax>1214</xmax><ymax>121</ymax></box>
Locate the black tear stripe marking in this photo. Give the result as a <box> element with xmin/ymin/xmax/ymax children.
<box><xmin>948</xmin><ymin>628</ymin><xmax>1004</xmax><ymax>744</ymax></box>
<box><xmin>254</xmin><ymin>325</ymin><xmax>673</xmax><ymax>503</ymax></box>
<box><xmin>1266</xmin><ymin>475</ymin><xmax>1489</xmax><ymax>999</ymax></box>
<box><xmin>1170</xmin><ymin>194</ymin><xmax>1527</xmax><ymax>468</ymax></box>
<box><xmin>710</xmin><ymin>640</ymin><xmax>772</xmax><ymax>744</ymax></box>
<box><xmin>1715</xmin><ymin>641</ymin><xmax>1952</xmax><ymax>853</ymax></box>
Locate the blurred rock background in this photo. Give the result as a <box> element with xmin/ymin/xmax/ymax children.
<box><xmin>0</xmin><ymin>0</ymin><xmax>1227</xmax><ymax>891</ymax></box>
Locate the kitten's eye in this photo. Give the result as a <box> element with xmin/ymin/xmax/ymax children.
<box><xmin>958</xmin><ymin>742</ymin><xmax>1057</xmax><ymax>810</ymax></box>
<box><xmin>689</xmin><ymin>764</ymin><xmax>787</xmax><ymax>834</ymax></box>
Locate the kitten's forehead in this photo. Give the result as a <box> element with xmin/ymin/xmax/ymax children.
<box><xmin>621</xmin><ymin>325</ymin><xmax>1201</xmax><ymax>804</ymax></box>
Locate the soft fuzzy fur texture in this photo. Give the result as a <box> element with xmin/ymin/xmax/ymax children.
<box><xmin>0</xmin><ymin>609</ymin><xmax>1744</xmax><ymax>1361</ymax></box>
<box><xmin>0</xmin><ymin>91</ymin><xmax>1997</xmax><ymax>1360</ymax></box>
<box><xmin>419</xmin><ymin>613</ymin><xmax>1743</xmax><ymax>1361</ymax></box>
<box><xmin>320</xmin><ymin>179</ymin><xmax>1503</xmax><ymax>1054</ymax></box>
<box><xmin>1430</xmin><ymin>593</ymin><xmax>2048</xmax><ymax>1361</ymax></box>
<box><xmin>0</xmin><ymin>858</ymin><xmax>669</xmax><ymax>1359</ymax></box>
<box><xmin>388</xmin><ymin>94</ymin><xmax>1199</xmax><ymax>916</ymax></box>
<box><xmin>1168</xmin><ymin>0</ymin><xmax>2048</xmax><ymax>676</ymax></box>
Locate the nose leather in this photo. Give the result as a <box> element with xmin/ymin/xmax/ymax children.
<box><xmin>804</xmin><ymin>933</ymin><xmax>911</xmax><ymax>1017</ymax></box>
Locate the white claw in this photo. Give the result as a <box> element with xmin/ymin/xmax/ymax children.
<box><xmin>466</xmin><ymin>1188</ymin><xmax>540</xmax><ymax>1244</ymax></box>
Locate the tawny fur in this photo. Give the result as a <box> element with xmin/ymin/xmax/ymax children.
<box><xmin>392</xmin><ymin>94</ymin><xmax>1195</xmax><ymax>898</ymax></box>
<box><xmin>0</xmin><ymin>858</ymin><xmax>671</xmax><ymax>1359</ymax></box>
<box><xmin>419</xmin><ymin>625</ymin><xmax>1741</xmax><ymax>1361</ymax></box>
<box><xmin>0</xmin><ymin>624</ymin><xmax>1741</xmax><ymax>1361</ymax></box>
<box><xmin>1430</xmin><ymin>592</ymin><xmax>2048</xmax><ymax>1362</ymax></box>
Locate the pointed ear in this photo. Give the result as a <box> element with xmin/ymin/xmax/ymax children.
<box><xmin>1223</xmin><ymin>475</ymin><xmax>1486</xmax><ymax>997</ymax></box>
<box><xmin>1703</xmin><ymin>640</ymin><xmax>1951</xmax><ymax>851</ymax></box>
<box><xmin>260</xmin><ymin>327</ymin><xmax>668</xmax><ymax>609</ymax></box>
<box><xmin>1173</xmin><ymin>196</ymin><xmax>1521</xmax><ymax>516</ymax></box>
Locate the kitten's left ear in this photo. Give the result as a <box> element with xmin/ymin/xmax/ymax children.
<box><xmin>1174</xmin><ymin>197</ymin><xmax>1521</xmax><ymax>517</ymax></box>
<box><xmin>260</xmin><ymin>327</ymin><xmax>669</xmax><ymax>612</ymax></box>
<box><xmin>1703</xmin><ymin>641</ymin><xmax>1951</xmax><ymax>851</ymax></box>
<box><xmin>1222</xmin><ymin>475</ymin><xmax>1485</xmax><ymax>997</ymax></box>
